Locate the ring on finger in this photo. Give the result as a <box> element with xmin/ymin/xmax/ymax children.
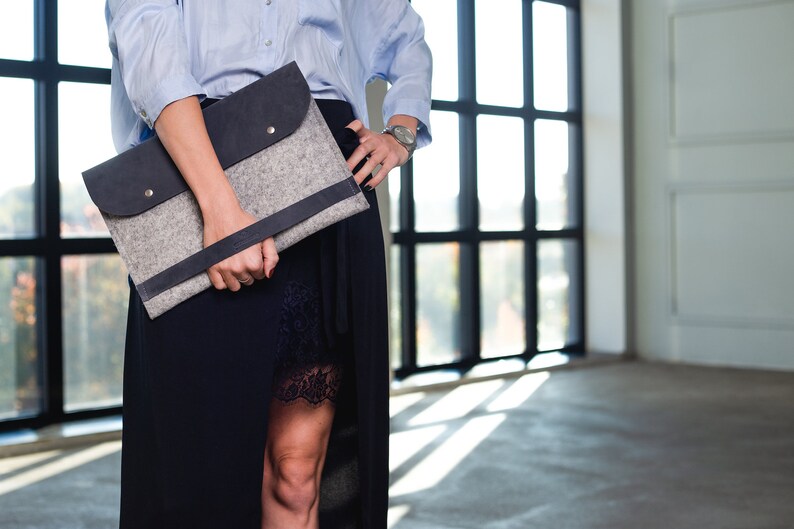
<box><xmin>238</xmin><ymin>276</ymin><xmax>254</xmax><ymax>286</ymax></box>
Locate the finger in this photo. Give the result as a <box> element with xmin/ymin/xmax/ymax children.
<box><xmin>366</xmin><ymin>160</ymin><xmax>395</xmax><ymax>189</ymax></box>
<box><xmin>345</xmin><ymin>119</ymin><xmax>364</xmax><ymax>133</ymax></box>
<box><xmin>263</xmin><ymin>254</ymin><xmax>279</xmax><ymax>279</ymax></box>
<box><xmin>250</xmin><ymin>260</ymin><xmax>266</xmax><ymax>281</ymax></box>
<box><xmin>208</xmin><ymin>268</ymin><xmax>227</xmax><ymax>290</ymax></box>
<box><xmin>345</xmin><ymin>124</ymin><xmax>380</xmax><ymax>170</ymax></box>
<box><xmin>262</xmin><ymin>247</ymin><xmax>279</xmax><ymax>279</ymax></box>
<box><xmin>219</xmin><ymin>266</ymin><xmax>242</xmax><ymax>292</ymax></box>
<box><xmin>346</xmin><ymin>142</ymin><xmax>372</xmax><ymax>172</ymax></box>
<box><xmin>243</xmin><ymin>246</ymin><xmax>266</xmax><ymax>280</ymax></box>
<box><xmin>354</xmin><ymin>153</ymin><xmax>384</xmax><ymax>185</ymax></box>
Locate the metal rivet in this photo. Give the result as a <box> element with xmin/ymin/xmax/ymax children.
<box><xmin>144</xmin><ymin>189</ymin><xmax>154</xmax><ymax>198</ymax></box>
<box><xmin>266</xmin><ymin>126</ymin><xmax>275</xmax><ymax>134</ymax></box>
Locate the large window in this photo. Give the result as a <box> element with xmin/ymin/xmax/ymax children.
<box><xmin>0</xmin><ymin>0</ymin><xmax>584</xmax><ymax>430</ymax></box>
<box><xmin>0</xmin><ymin>0</ymin><xmax>126</xmax><ymax>431</ymax></box>
<box><xmin>390</xmin><ymin>0</ymin><xmax>584</xmax><ymax>377</ymax></box>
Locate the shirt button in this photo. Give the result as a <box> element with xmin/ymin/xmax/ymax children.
<box><xmin>140</xmin><ymin>110</ymin><xmax>147</xmax><ymax>118</ymax></box>
<box><xmin>265</xmin><ymin>39</ymin><xmax>272</xmax><ymax>46</ymax></box>
<box><xmin>265</xmin><ymin>0</ymin><xmax>272</xmax><ymax>4</ymax></box>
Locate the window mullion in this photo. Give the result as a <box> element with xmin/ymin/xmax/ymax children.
<box><xmin>400</xmin><ymin>243</ymin><xmax>418</xmax><ymax>372</ymax></box>
<box><xmin>457</xmin><ymin>0</ymin><xmax>479</xmax><ymax>362</ymax></box>
<box><xmin>524</xmin><ymin>0</ymin><xmax>539</xmax><ymax>358</ymax></box>
<box><xmin>569</xmin><ymin>7</ymin><xmax>586</xmax><ymax>349</ymax></box>
<box><xmin>35</xmin><ymin>0</ymin><xmax>66</xmax><ymax>421</ymax></box>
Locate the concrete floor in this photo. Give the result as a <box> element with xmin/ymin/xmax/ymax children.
<box><xmin>1</xmin><ymin>359</ymin><xmax>793</xmax><ymax>529</ymax></box>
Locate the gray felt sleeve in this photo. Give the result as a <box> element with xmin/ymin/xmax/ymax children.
<box><xmin>103</xmin><ymin>100</ymin><xmax>369</xmax><ymax>319</ymax></box>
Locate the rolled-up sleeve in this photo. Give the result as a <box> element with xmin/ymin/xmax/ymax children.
<box><xmin>365</xmin><ymin>1</ymin><xmax>433</xmax><ymax>148</ymax></box>
<box><xmin>107</xmin><ymin>0</ymin><xmax>204</xmax><ymax>128</ymax></box>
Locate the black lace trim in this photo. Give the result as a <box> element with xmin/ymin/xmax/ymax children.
<box><xmin>273</xmin><ymin>364</ymin><xmax>343</xmax><ymax>407</ymax></box>
<box><xmin>272</xmin><ymin>280</ymin><xmax>343</xmax><ymax>406</ymax></box>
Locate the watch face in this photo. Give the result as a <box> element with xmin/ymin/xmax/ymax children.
<box><xmin>393</xmin><ymin>126</ymin><xmax>415</xmax><ymax>145</ymax></box>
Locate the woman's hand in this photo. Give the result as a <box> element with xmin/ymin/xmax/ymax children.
<box><xmin>154</xmin><ymin>96</ymin><xmax>279</xmax><ymax>291</ymax></box>
<box><xmin>345</xmin><ymin>117</ymin><xmax>416</xmax><ymax>189</ymax></box>
<box><xmin>202</xmin><ymin>198</ymin><xmax>279</xmax><ymax>291</ymax></box>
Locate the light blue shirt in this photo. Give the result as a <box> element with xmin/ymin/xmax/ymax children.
<box><xmin>106</xmin><ymin>0</ymin><xmax>433</xmax><ymax>152</ymax></box>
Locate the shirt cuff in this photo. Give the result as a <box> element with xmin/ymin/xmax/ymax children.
<box><xmin>382</xmin><ymin>98</ymin><xmax>432</xmax><ymax>149</ymax></box>
<box><xmin>136</xmin><ymin>72</ymin><xmax>206</xmax><ymax>128</ymax></box>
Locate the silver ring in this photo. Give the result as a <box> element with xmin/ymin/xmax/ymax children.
<box><xmin>238</xmin><ymin>276</ymin><xmax>254</xmax><ymax>286</ymax></box>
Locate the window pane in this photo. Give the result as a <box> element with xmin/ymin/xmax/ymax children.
<box><xmin>59</xmin><ymin>82</ymin><xmax>116</xmax><ymax>237</ymax></box>
<box><xmin>535</xmin><ymin>119</ymin><xmax>575</xmax><ymax>230</ymax></box>
<box><xmin>413</xmin><ymin>111</ymin><xmax>459</xmax><ymax>232</ymax></box>
<box><xmin>0</xmin><ymin>257</ymin><xmax>40</xmax><ymax>420</ymax></box>
<box><xmin>480</xmin><ymin>241</ymin><xmax>525</xmax><ymax>359</ymax></box>
<box><xmin>476</xmin><ymin>0</ymin><xmax>523</xmax><ymax>107</ymax></box>
<box><xmin>63</xmin><ymin>255</ymin><xmax>129</xmax><ymax>412</ymax></box>
<box><xmin>533</xmin><ymin>2</ymin><xmax>569</xmax><ymax>111</ymax></box>
<box><xmin>0</xmin><ymin>1</ymin><xmax>34</xmax><ymax>61</ymax></box>
<box><xmin>0</xmin><ymin>78</ymin><xmax>35</xmax><ymax>238</ymax></box>
<box><xmin>538</xmin><ymin>240</ymin><xmax>580</xmax><ymax>351</ymax></box>
<box><xmin>58</xmin><ymin>0</ymin><xmax>113</xmax><ymax>68</ymax></box>
<box><xmin>389</xmin><ymin>246</ymin><xmax>402</xmax><ymax>370</ymax></box>
<box><xmin>416</xmin><ymin>243</ymin><xmax>460</xmax><ymax>366</ymax></box>
<box><xmin>411</xmin><ymin>0</ymin><xmax>458</xmax><ymax>101</ymax></box>
<box><xmin>478</xmin><ymin>115</ymin><xmax>525</xmax><ymax>231</ymax></box>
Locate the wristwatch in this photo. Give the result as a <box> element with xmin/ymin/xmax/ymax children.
<box><xmin>381</xmin><ymin>125</ymin><xmax>417</xmax><ymax>159</ymax></box>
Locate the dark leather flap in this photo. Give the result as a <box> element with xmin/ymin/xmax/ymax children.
<box><xmin>82</xmin><ymin>62</ymin><xmax>311</xmax><ymax>216</ymax></box>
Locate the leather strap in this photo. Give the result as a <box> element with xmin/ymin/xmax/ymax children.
<box><xmin>137</xmin><ymin>176</ymin><xmax>361</xmax><ymax>301</ymax></box>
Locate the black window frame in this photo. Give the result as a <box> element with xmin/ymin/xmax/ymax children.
<box><xmin>392</xmin><ymin>0</ymin><xmax>585</xmax><ymax>378</ymax></box>
<box><xmin>0</xmin><ymin>0</ymin><xmax>585</xmax><ymax>431</ymax></box>
<box><xmin>0</xmin><ymin>0</ymin><xmax>116</xmax><ymax>433</ymax></box>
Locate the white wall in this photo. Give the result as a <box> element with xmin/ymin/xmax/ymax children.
<box><xmin>365</xmin><ymin>79</ymin><xmax>392</xmax><ymax>253</ymax></box>
<box><xmin>582</xmin><ymin>0</ymin><xmax>630</xmax><ymax>355</ymax></box>
<box><xmin>631</xmin><ymin>0</ymin><xmax>794</xmax><ymax>370</ymax></box>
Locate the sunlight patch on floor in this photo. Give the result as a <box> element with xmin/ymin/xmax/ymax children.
<box><xmin>387</xmin><ymin>504</ymin><xmax>411</xmax><ymax>528</ymax></box>
<box><xmin>0</xmin><ymin>450</ymin><xmax>62</xmax><ymax>478</ymax></box>
<box><xmin>389</xmin><ymin>413</ymin><xmax>506</xmax><ymax>497</ymax></box>
<box><xmin>486</xmin><ymin>371</ymin><xmax>550</xmax><ymax>412</ymax></box>
<box><xmin>389</xmin><ymin>392</ymin><xmax>427</xmax><ymax>418</ymax></box>
<box><xmin>0</xmin><ymin>441</ymin><xmax>121</xmax><ymax>496</ymax></box>
<box><xmin>389</xmin><ymin>424</ymin><xmax>446</xmax><ymax>472</ymax></box>
<box><xmin>408</xmin><ymin>379</ymin><xmax>505</xmax><ymax>426</ymax></box>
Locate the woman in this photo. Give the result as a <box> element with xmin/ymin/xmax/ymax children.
<box><xmin>105</xmin><ymin>1</ymin><xmax>431</xmax><ymax>528</ymax></box>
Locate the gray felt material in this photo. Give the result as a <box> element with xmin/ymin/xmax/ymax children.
<box><xmin>103</xmin><ymin>100</ymin><xmax>369</xmax><ymax>319</ymax></box>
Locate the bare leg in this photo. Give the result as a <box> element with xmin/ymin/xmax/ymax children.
<box><xmin>261</xmin><ymin>396</ymin><xmax>337</xmax><ymax>529</ymax></box>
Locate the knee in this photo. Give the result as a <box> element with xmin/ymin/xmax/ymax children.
<box><xmin>270</xmin><ymin>453</ymin><xmax>320</xmax><ymax>514</ymax></box>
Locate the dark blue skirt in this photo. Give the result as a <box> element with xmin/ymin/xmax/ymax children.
<box><xmin>119</xmin><ymin>99</ymin><xmax>389</xmax><ymax>529</ymax></box>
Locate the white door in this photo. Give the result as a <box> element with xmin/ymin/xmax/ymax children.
<box><xmin>631</xmin><ymin>0</ymin><xmax>794</xmax><ymax>370</ymax></box>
